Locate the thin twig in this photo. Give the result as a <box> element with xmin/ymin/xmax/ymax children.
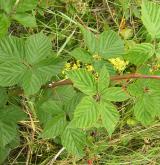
<box><xmin>48</xmin><ymin>147</ymin><xmax>65</xmax><ymax>165</ymax></box>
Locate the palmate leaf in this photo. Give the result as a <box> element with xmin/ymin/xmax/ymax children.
<box><xmin>99</xmin><ymin>101</ymin><xmax>120</xmax><ymax>136</ymax></box>
<box><xmin>125</xmin><ymin>43</ymin><xmax>154</xmax><ymax>66</ymax></box>
<box><xmin>67</xmin><ymin>69</ymin><xmax>97</xmax><ymax>96</ymax></box>
<box><xmin>61</xmin><ymin>126</ymin><xmax>86</xmax><ymax>156</ymax></box>
<box><xmin>71</xmin><ymin>96</ymin><xmax>99</xmax><ymax>128</ymax></box>
<box><xmin>21</xmin><ymin>58</ymin><xmax>64</xmax><ymax>95</ymax></box>
<box><xmin>81</xmin><ymin>27</ymin><xmax>124</xmax><ymax>58</ymax></box>
<box><xmin>142</xmin><ymin>0</ymin><xmax>160</xmax><ymax>39</ymax></box>
<box><xmin>0</xmin><ymin>33</ymin><xmax>64</xmax><ymax>95</ymax></box>
<box><xmin>128</xmin><ymin>79</ymin><xmax>160</xmax><ymax>125</ymax></box>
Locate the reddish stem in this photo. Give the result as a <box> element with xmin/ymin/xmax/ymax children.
<box><xmin>48</xmin><ymin>73</ymin><xmax>160</xmax><ymax>88</ymax></box>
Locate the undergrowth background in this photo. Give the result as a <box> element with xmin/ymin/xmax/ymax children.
<box><xmin>1</xmin><ymin>0</ymin><xmax>160</xmax><ymax>164</ymax></box>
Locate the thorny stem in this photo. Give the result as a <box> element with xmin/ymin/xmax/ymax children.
<box><xmin>48</xmin><ymin>73</ymin><xmax>160</xmax><ymax>88</ymax></box>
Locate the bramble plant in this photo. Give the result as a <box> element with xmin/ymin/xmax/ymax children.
<box><xmin>1</xmin><ymin>0</ymin><xmax>160</xmax><ymax>164</ymax></box>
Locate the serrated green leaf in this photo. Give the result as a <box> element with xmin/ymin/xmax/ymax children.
<box><xmin>38</xmin><ymin>100</ymin><xmax>64</xmax><ymax>125</ymax></box>
<box><xmin>41</xmin><ymin>113</ymin><xmax>67</xmax><ymax>139</ymax></box>
<box><xmin>141</xmin><ymin>0</ymin><xmax>160</xmax><ymax>39</ymax></box>
<box><xmin>13</xmin><ymin>13</ymin><xmax>37</xmax><ymax>27</ymax></box>
<box><xmin>52</xmin><ymin>85</ymin><xmax>76</xmax><ymax>104</ymax></box>
<box><xmin>156</xmin><ymin>42</ymin><xmax>160</xmax><ymax>58</ymax></box>
<box><xmin>70</xmin><ymin>48</ymin><xmax>93</xmax><ymax>63</ymax></box>
<box><xmin>0</xmin><ymin>33</ymin><xmax>64</xmax><ymax>95</ymax></box>
<box><xmin>80</xmin><ymin>27</ymin><xmax>98</xmax><ymax>54</ymax></box>
<box><xmin>16</xmin><ymin>0</ymin><xmax>38</xmax><ymax>12</ymax></box>
<box><xmin>61</xmin><ymin>127</ymin><xmax>86</xmax><ymax>156</ymax></box>
<box><xmin>64</xmin><ymin>93</ymin><xmax>84</xmax><ymax>118</ymax></box>
<box><xmin>98</xmin><ymin>65</ymin><xmax>110</xmax><ymax>93</ymax></box>
<box><xmin>0</xmin><ymin>61</ymin><xmax>26</xmax><ymax>86</ymax></box>
<box><xmin>0</xmin><ymin>106</ymin><xmax>26</xmax><ymax>123</ymax></box>
<box><xmin>0</xmin><ymin>14</ymin><xmax>10</xmax><ymax>37</ymax></box>
<box><xmin>0</xmin><ymin>88</ymin><xmax>8</xmax><ymax>107</ymax></box>
<box><xmin>25</xmin><ymin>33</ymin><xmax>52</xmax><ymax>64</ymax></box>
<box><xmin>40</xmin><ymin>100</ymin><xmax>64</xmax><ymax>116</ymax></box>
<box><xmin>100</xmin><ymin>101</ymin><xmax>119</xmax><ymax>136</ymax></box>
<box><xmin>35</xmin><ymin>57</ymin><xmax>65</xmax><ymax>75</ymax></box>
<box><xmin>125</xmin><ymin>43</ymin><xmax>154</xmax><ymax>66</ymax></box>
<box><xmin>134</xmin><ymin>94</ymin><xmax>157</xmax><ymax>126</ymax></box>
<box><xmin>102</xmin><ymin>87</ymin><xmax>129</xmax><ymax>102</ymax></box>
<box><xmin>128</xmin><ymin>79</ymin><xmax>160</xmax><ymax>97</ymax></box>
<box><xmin>67</xmin><ymin>69</ymin><xmax>97</xmax><ymax>96</ymax></box>
<box><xmin>21</xmin><ymin>57</ymin><xmax>64</xmax><ymax>95</ymax></box>
<box><xmin>98</xmin><ymin>30</ymin><xmax>124</xmax><ymax>59</ymax></box>
<box><xmin>93</xmin><ymin>60</ymin><xmax>116</xmax><ymax>75</ymax></box>
<box><xmin>71</xmin><ymin>96</ymin><xmax>99</xmax><ymax>128</ymax></box>
<box><xmin>0</xmin><ymin>106</ymin><xmax>25</xmax><ymax>147</ymax></box>
<box><xmin>0</xmin><ymin>36</ymin><xmax>25</xmax><ymax>62</ymax></box>
<box><xmin>127</xmin><ymin>80</ymin><xmax>145</xmax><ymax>97</ymax></box>
<box><xmin>0</xmin><ymin>147</ymin><xmax>9</xmax><ymax>164</ymax></box>
<box><xmin>0</xmin><ymin>121</ymin><xmax>17</xmax><ymax>147</ymax></box>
